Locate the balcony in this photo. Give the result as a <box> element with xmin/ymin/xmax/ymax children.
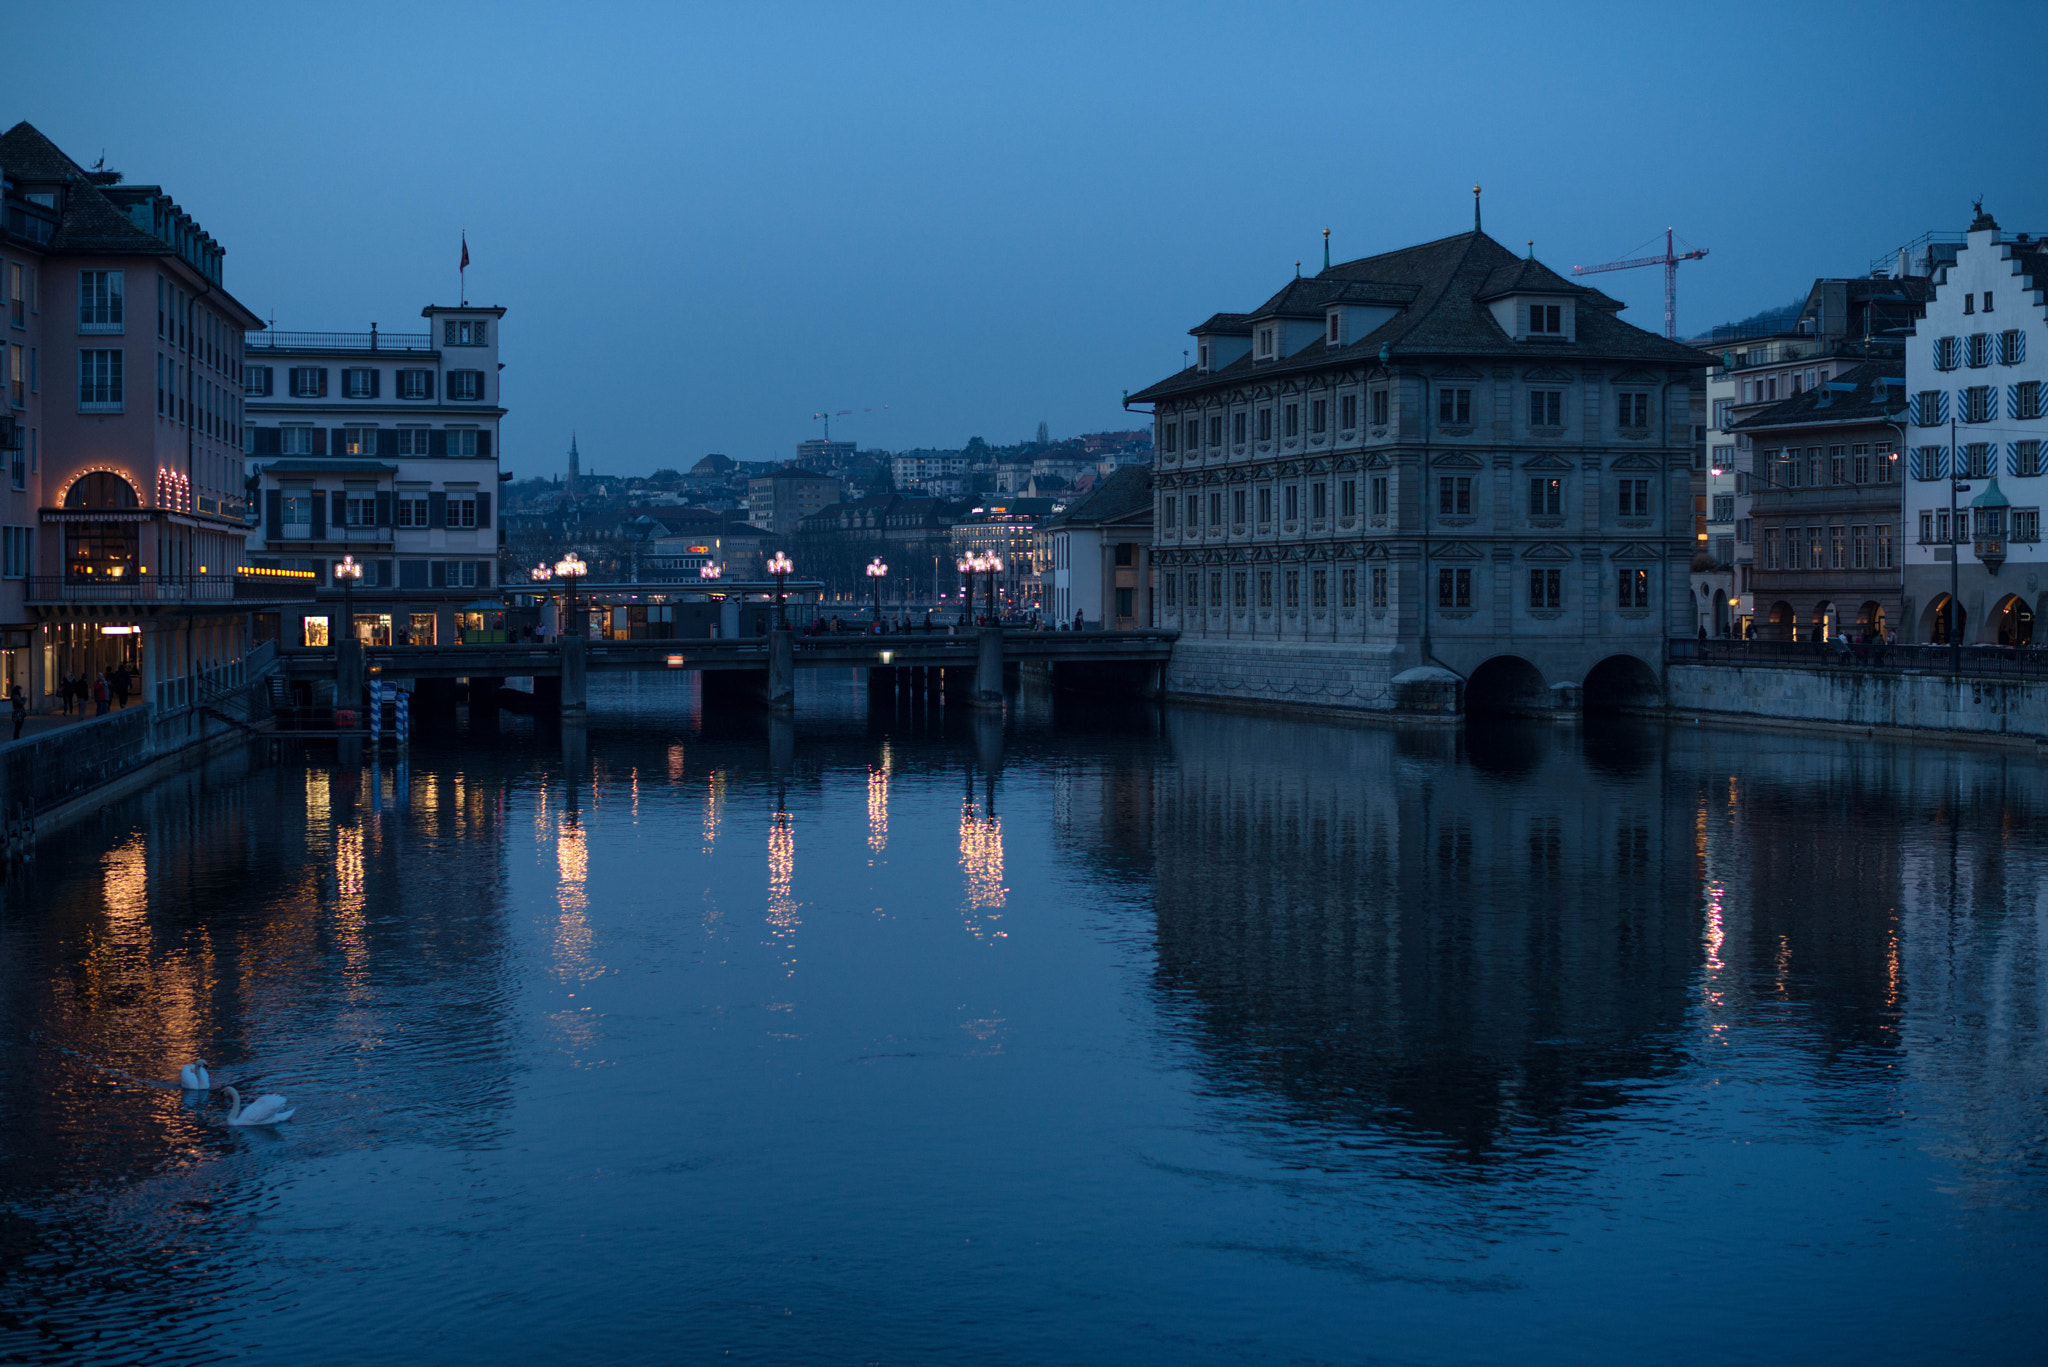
<box><xmin>245</xmin><ymin>330</ymin><xmax>435</xmax><ymax>353</ymax></box>
<box><xmin>27</xmin><ymin>567</ymin><xmax>318</xmax><ymax>606</ymax></box>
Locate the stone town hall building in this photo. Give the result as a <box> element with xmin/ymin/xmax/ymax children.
<box><xmin>1128</xmin><ymin>224</ymin><xmax>1708</xmax><ymax>714</ymax></box>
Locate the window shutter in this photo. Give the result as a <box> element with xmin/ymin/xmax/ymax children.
<box><xmin>376</xmin><ymin>559</ymin><xmax>392</xmax><ymax>585</ymax></box>
<box><xmin>309</xmin><ymin>491</ymin><xmax>326</xmax><ymax>539</ymax></box>
<box><xmin>375</xmin><ymin>490</ymin><xmax>393</xmax><ymax>526</ymax></box>
<box><xmin>370</xmin><ymin>369</ymin><xmax>381</xmax><ymax>399</ymax></box>
<box><xmin>428</xmin><ymin>491</ymin><xmax>446</xmax><ymax>528</ymax></box>
<box><xmin>431</xmin><ymin>560</ymin><xmax>447</xmax><ymax>588</ymax></box>
<box><xmin>474</xmin><ymin>492</ymin><xmax>490</xmax><ymax>527</ymax></box>
<box><xmin>474</xmin><ymin>561</ymin><xmax>491</xmax><ymax>588</ymax></box>
<box><xmin>316</xmin><ymin>367</ymin><xmax>328</xmax><ymax>396</ymax></box>
<box><xmin>400</xmin><ymin>559</ymin><xmax>427</xmax><ymax>589</ymax></box>
<box><xmin>429</xmin><ymin>429</ymin><xmax>447</xmax><ymax>457</ymax></box>
<box><xmin>256</xmin><ymin>426</ymin><xmax>280</xmax><ymax>455</ymax></box>
<box><xmin>476</xmin><ymin>431</ymin><xmax>491</xmax><ymax>457</ymax></box>
<box><xmin>332</xmin><ymin>428</ymin><xmax>348</xmax><ymax>454</ymax></box>
<box><xmin>377</xmin><ymin>429</ymin><xmax>398</xmax><ymax>457</ymax></box>
<box><xmin>311</xmin><ymin>428</ymin><xmax>327</xmax><ymax>455</ymax></box>
<box><xmin>266</xmin><ymin>489</ymin><xmax>281</xmax><ymax>528</ymax></box>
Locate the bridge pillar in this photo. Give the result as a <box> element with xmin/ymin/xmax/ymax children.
<box><xmin>973</xmin><ymin>628</ymin><xmax>1005</xmax><ymax>710</ymax></box>
<box><xmin>767</xmin><ymin>628</ymin><xmax>796</xmax><ymax>712</ymax></box>
<box><xmin>470</xmin><ymin>676</ymin><xmax>504</xmax><ymax>715</ymax></box>
<box><xmin>531</xmin><ymin>675</ymin><xmax>562</xmax><ymax>717</ymax></box>
<box><xmin>560</xmin><ymin>635</ymin><xmax>588</xmax><ymax>719</ymax></box>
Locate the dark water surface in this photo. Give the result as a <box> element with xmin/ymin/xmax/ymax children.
<box><xmin>2</xmin><ymin>674</ymin><xmax>2044</xmax><ymax>1364</ymax></box>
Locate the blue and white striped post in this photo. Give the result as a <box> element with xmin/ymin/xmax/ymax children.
<box><xmin>394</xmin><ymin>688</ymin><xmax>410</xmax><ymax>750</ymax></box>
<box><xmin>368</xmin><ymin>680</ymin><xmax>383</xmax><ymax>744</ymax></box>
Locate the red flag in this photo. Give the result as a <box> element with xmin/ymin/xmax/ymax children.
<box><xmin>460</xmin><ymin>233</ymin><xmax>470</xmax><ymax>272</ymax></box>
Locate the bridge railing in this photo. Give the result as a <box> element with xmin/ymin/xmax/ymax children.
<box><xmin>1671</xmin><ymin>636</ymin><xmax>2048</xmax><ymax>681</ymax></box>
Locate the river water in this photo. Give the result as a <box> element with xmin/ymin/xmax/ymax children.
<box><xmin>1</xmin><ymin>674</ymin><xmax>2044</xmax><ymax>1365</ymax></box>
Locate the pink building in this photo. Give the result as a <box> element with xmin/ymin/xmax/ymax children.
<box><xmin>0</xmin><ymin>121</ymin><xmax>303</xmax><ymax>715</ymax></box>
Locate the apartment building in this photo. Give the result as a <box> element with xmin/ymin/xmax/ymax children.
<box><xmin>243</xmin><ymin>305</ymin><xmax>507</xmax><ymax>646</ymax></box>
<box><xmin>1902</xmin><ymin>206</ymin><xmax>2048</xmax><ymax>645</ymax></box>
<box><xmin>0</xmin><ymin>121</ymin><xmax>285</xmax><ymax>714</ymax></box>
<box><xmin>1043</xmin><ymin>463</ymin><xmax>1153</xmax><ymax>628</ymax></box>
<box><xmin>747</xmin><ymin>465</ymin><xmax>838</xmax><ymax>534</ymax></box>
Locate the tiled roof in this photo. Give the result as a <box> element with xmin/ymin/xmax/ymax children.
<box><xmin>1132</xmin><ymin>230</ymin><xmax>1709</xmax><ymax>404</ymax></box>
<box><xmin>1046</xmin><ymin>463</ymin><xmax>1152</xmax><ymax>529</ymax></box>
<box><xmin>0</xmin><ymin>121</ymin><xmax>168</xmax><ymax>255</ymax></box>
<box><xmin>1730</xmin><ymin>360</ymin><xmax>1907</xmax><ymax>430</ymax></box>
<box><xmin>1190</xmin><ymin>312</ymin><xmax>1253</xmax><ymax>335</ymax></box>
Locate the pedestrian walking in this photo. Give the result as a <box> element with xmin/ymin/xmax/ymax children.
<box><xmin>10</xmin><ymin>684</ymin><xmax>25</xmax><ymax>741</ymax></box>
<box><xmin>94</xmin><ymin>672</ymin><xmax>111</xmax><ymax>716</ymax></box>
<box><xmin>111</xmin><ymin>664</ymin><xmax>131</xmax><ymax>707</ymax></box>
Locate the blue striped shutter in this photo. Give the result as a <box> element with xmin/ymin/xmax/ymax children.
<box><xmin>1934</xmin><ymin>337</ymin><xmax>1946</xmax><ymax>369</ymax></box>
<box><xmin>2011</xmin><ymin>385</ymin><xmax>2021</xmax><ymax>419</ymax></box>
<box><xmin>2009</xmin><ymin>442</ymin><xmax>2020</xmax><ymax>477</ymax></box>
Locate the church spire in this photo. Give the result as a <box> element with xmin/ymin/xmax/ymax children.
<box><xmin>568</xmin><ymin>432</ymin><xmax>581</xmax><ymax>484</ymax></box>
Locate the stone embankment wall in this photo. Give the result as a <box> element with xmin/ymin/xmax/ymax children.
<box><xmin>1667</xmin><ymin>664</ymin><xmax>2048</xmax><ymax>743</ymax></box>
<box><xmin>1163</xmin><ymin>641</ymin><xmax>1461</xmax><ymax>718</ymax></box>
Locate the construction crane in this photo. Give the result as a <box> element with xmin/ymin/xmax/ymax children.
<box><xmin>1573</xmin><ymin>229</ymin><xmax>1708</xmax><ymax>341</ymax></box>
<box><xmin>810</xmin><ymin>404</ymin><xmax>890</xmax><ymax>441</ymax></box>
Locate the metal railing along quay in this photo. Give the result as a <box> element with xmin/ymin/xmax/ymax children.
<box><xmin>1672</xmin><ymin>637</ymin><xmax>2048</xmax><ymax>681</ymax></box>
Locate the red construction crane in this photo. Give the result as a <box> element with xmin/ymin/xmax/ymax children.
<box><xmin>1573</xmin><ymin>228</ymin><xmax>1708</xmax><ymax>341</ymax></box>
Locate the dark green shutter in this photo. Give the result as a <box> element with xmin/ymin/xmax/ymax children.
<box><xmin>428</xmin><ymin>491</ymin><xmax>446</xmax><ymax>528</ymax></box>
<box><xmin>429</xmin><ymin>430</ymin><xmax>447</xmax><ymax>457</ymax></box>
<box><xmin>474</xmin><ymin>561</ymin><xmax>491</xmax><ymax>588</ymax></box>
<box><xmin>266</xmin><ymin>489</ymin><xmax>282</xmax><ymax>529</ymax></box>
<box><xmin>311</xmin><ymin>428</ymin><xmax>327</xmax><ymax>455</ymax></box>
<box><xmin>376</xmin><ymin>559</ymin><xmax>392</xmax><ymax>585</ymax></box>
<box><xmin>377</xmin><ymin>429</ymin><xmax>398</xmax><ymax>457</ymax></box>
<box><xmin>476</xmin><ymin>431</ymin><xmax>491</xmax><ymax>457</ymax></box>
<box><xmin>309</xmin><ymin>491</ymin><xmax>326</xmax><ymax>539</ymax></box>
<box><xmin>331</xmin><ymin>428</ymin><xmax>347</xmax><ymax>455</ymax></box>
<box><xmin>375</xmin><ymin>491</ymin><xmax>393</xmax><ymax>526</ymax></box>
<box><xmin>369</xmin><ymin>370</ymin><xmax>381</xmax><ymax>399</ymax></box>
<box><xmin>474</xmin><ymin>492</ymin><xmax>490</xmax><ymax>527</ymax></box>
<box><xmin>430</xmin><ymin>560</ymin><xmax>446</xmax><ymax>588</ymax></box>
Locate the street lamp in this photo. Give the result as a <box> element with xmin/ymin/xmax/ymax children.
<box><xmin>555</xmin><ymin>552</ymin><xmax>588</xmax><ymax>639</ymax></box>
<box><xmin>865</xmin><ymin>556</ymin><xmax>888</xmax><ymax>626</ymax></box>
<box><xmin>957</xmin><ymin>553</ymin><xmax>976</xmax><ymax>626</ymax></box>
<box><xmin>767</xmin><ymin>551</ymin><xmax>793</xmax><ymax>629</ymax></box>
<box><xmin>699</xmin><ymin>561</ymin><xmax>723</xmax><ymax>582</ymax></box>
<box><xmin>982</xmin><ymin>551</ymin><xmax>1003</xmax><ymax>620</ymax></box>
<box><xmin>334</xmin><ymin>553</ymin><xmax>362</xmax><ymax>643</ymax></box>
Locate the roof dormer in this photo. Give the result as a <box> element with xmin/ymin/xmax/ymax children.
<box><xmin>1488</xmin><ymin>293</ymin><xmax>1576</xmax><ymax>344</ymax></box>
<box><xmin>1189</xmin><ymin>313</ymin><xmax>1252</xmax><ymax>373</ymax></box>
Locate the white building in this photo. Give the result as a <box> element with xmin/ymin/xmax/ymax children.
<box><xmin>891</xmin><ymin>452</ymin><xmax>967</xmax><ymax>488</ymax></box>
<box><xmin>1042</xmin><ymin>465</ymin><xmax>1152</xmax><ymax>628</ymax></box>
<box><xmin>1903</xmin><ymin>206</ymin><xmax>2048</xmax><ymax>645</ymax></box>
<box><xmin>243</xmin><ymin>305</ymin><xmax>506</xmax><ymax>645</ymax></box>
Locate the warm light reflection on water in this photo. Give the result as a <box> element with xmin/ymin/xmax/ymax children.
<box><xmin>959</xmin><ymin>798</ymin><xmax>1006</xmax><ymax>937</ymax></box>
<box><xmin>867</xmin><ymin>744</ymin><xmax>891</xmax><ymax>857</ymax></box>
<box><xmin>766</xmin><ymin>807</ymin><xmax>798</xmax><ymax>973</ymax></box>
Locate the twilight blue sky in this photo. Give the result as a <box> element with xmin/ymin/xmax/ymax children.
<box><xmin>15</xmin><ymin>2</ymin><xmax>2048</xmax><ymax>477</ymax></box>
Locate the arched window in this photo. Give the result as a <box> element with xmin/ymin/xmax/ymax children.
<box><xmin>63</xmin><ymin>471</ymin><xmax>140</xmax><ymax>510</ymax></box>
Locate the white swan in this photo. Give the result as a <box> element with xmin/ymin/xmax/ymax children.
<box><xmin>222</xmin><ymin>1085</ymin><xmax>295</xmax><ymax>1126</ymax></box>
<box><xmin>179</xmin><ymin>1060</ymin><xmax>211</xmax><ymax>1091</ymax></box>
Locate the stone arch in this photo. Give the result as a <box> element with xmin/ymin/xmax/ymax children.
<box><xmin>1465</xmin><ymin>655</ymin><xmax>1549</xmax><ymax>717</ymax></box>
<box><xmin>1713</xmin><ymin>589</ymin><xmax>1731</xmax><ymax>636</ymax></box>
<box><xmin>63</xmin><ymin>470</ymin><xmax>139</xmax><ymax>509</ymax></box>
<box><xmin>1583</xmin><ymin>654</ymin><xmax>1661</xmax><ymax>713</ymax></box>
<box><xmin>1924</xmin><ymin>593</ymin><xmax>1967</xmax><ymax>644</ymax></box>
<box><xmin>1856</xmin><ymin>601</ymin><xmax>1888</xmax><ymax>641</ymax></box>
<box><xmin>1810</xmin><ymin>600</ymin><xmax>1838</xmax><ymax>642</ymax></box>
<box><xmin>1991</xmin><ymin>593</ymin><xmax>2034</xmax><ymax>646</ymax></box>
<box><xmin>1767</xmin><ymin>601</ymin><xmax>1796</xmax><ymax>641</ymax></box>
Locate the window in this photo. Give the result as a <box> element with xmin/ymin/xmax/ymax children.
<box><xmin>1</xmin><ymin>526</ymin><xmax>30</xmax><ymax>577</ymax></box>
<box><xmin>341</xmin><ymin>490</ymin><xmax>378</xmax><ymax>527</ymax></box>
<box><xmin>281</xmin><ymin>426</ymin><xmax>315</xmax><ymax>456</ymax></box>
<box><xmin>1162</xmin><ymin>495</ymin><xmax>1176</xmax><ymax>529</ymax></box>
<box><xmin>1438</xmin><ymin>567</ymin><xmax>1472</xmax><ymax>607</ymax></box>
<box><xmin>1311</xmin><ymin>568</ymin><xmax>1328</xmax><ymax>608</ymax></box>
<box><xmin>1712</xmin><ymin>493</ymin><xmax>1735</xmax><ymax>521</ymax></box>
<box><xmin>1529</xmin><ymin>567</ymin><xmax>1561</xmax><ymax>608</ymax></box>
<box><xmin>344</xmin><ymin>425</ymin><xmax>377</xmax><ymax>456</ymax></box>
<box><xmin>1258</xmin><ymin>570</ymin><xmax>1273</xmax><ymax>609</ymax></box>
<box><xmin>1255</xmin><ymin>327</ymin><xmax>1275</xmax><ymax>360</ymax></box>
<box><xmin>1736</xmin><ymin>518</ymin><xmax>1752</xmax><ymax>544</ymax></box>
<box><xmin>281</xmin><ymin>492</ymin><xmax>313</xmax><ymax>530</ymax></box>
<box><xmin>1257</xmin><ymin>408</ymin><xmax>1272</xmax><ymax>442</ymax></box>
<box><xmin>1529</xmin><ymin>303</ymin><xmax>1562</xmax><ymax>335</ymax></box>
<box><xmin>1160</xmin><ymin>422</ymin><xmax>1176</xmax><ymax>454</ymax></box>
<box><xmin>1439</xmin><ymin>388</ymin><xmax>1471</xmax><ymax>424</ymax></box>
<box><xmin>1985</xmin><ymin>291</ymin><xmax>1995</xmax><ymax>312</ymax></box>
<box><xmin>2019</xmin><ymin>381</ymin><xmax>2043</xmax><ymax>420</ymax></box>
<box><xmin>1915</xmin><ymin>389</ymin><xmax>1943</xmax><ymax>425</ymax></box>
<box><xmin>78</xmin><ymin>349</ymin><xmax>122</xmax><ymax>410</ymax></box>
<box><xmin>1209</xmin><ymin>417</ymin><xmax>1223</xmax><ymax>447</ymax></box>
<box><xmin>1370</xmin><ymin>476</ymin><xmax>1387</xmax><ymax>517</ymax></box>
<box><xmin>245</xmin><ymin>365</ymin><xmax>272</xmax><ymax>396</ymax></box>
<box><xmin>1438</xmin><ymin>475</ymin><xmax>1472</xmax><ymax>517</ymax></box>
<box><xmin>1876</xmin><ymin>524</ymin><xmax>1893</xmax><ymax>567</ymax></box>
<box><xmin>444</xmin><ymin>319</ymin><xmax>489</xmax><ymax>346</ymax></box>
<box><xmin>1232</xmin><ymin>570</ymin><xmax>1247</xmax><ymax>608</ymax></box>
<box><xmin>1370</xmin><ymin>388</ymin><xmax>1388</xmax><ymax>426</ymax></box>
<box><xmin>1310</xmin><ymin>398</ymin><xmax>1327</xmax><ymax>434</ymax></box>
<box><xmin>1530</xmin><ymin>476</ymin><xmax>1563</xmax><ymax>517</ymax></box>
<box><xmin>1968</xmin><ymin>333</ymin><xmax>1992</xmax><ymax>368</ymax></box>
<box><xmin>1184</xmin><ymin>494</ymin><xmax>1198</xmax><ymax>528</ymax></box>
<box><xmin>1979</xmin><ymin>507</ymin><xmax>2004</xmax><ymax>539</ymax></box>
<box><xmin>2019</xmin><ymin>441</ymin><xmax>2042</xmax><ymax>477</ymax></box>
<box><xmin>1616</xmin><ymin>392</ymin><xmax>1649</xmax><ymax>429</ymax></box>
<box><xmin>1209</xmin><ymin>491</ymin><xmax>1222</xmax><ymax>526</ymax></box>
<box><xmin>1965</xmin><ymin>442</ymin><xmax>1993</xmax><ymax>479</ymax></box>
<box><xmin>449</xmin><ymin>428</ymin><xmax>484</xmax><ymax>457</ymax></box>
<box><xmin>7</xmin><ymin>263</ymin><xmax>23</xmax><ymax>328</ymax></box>
<box><xmin>2013</xmin><ymin>509</ymin><xmax>2040</xmax><ymax>543</ymax></box>
<box><xmin>303</xmin><ymin>616</ymin><xmax>331</xmax><ymax>648</ymax></box>
<box><xmin>1311</xmin><ymin>482</ymin><xmax>1326</xmax><ymax>519</ymax></box>
<box><xmin>1232</xmin><ymin>488</ymin><xmax>1246</xmax><ymax>524</ymax></box>
<box><xmin>1712</xmin><ymin>443</ymin><xmax>1735</xmax><ymax>473</ymax></box>
<box><xmin>1327</xmin><ymin>313</ymin><xmax>1340</xmax><ymax>344</ymax></box>
<box><xmin>291</xmin><ymin>366</ymin><xmax>327</xmax><ymax>398</ymax></box>
<box><xmin>1764</xmin><ymin>528</ymin><xmax>1780</xmax><ymax>569</ymax></box>
<box><xmin>78</xmin><ymin>270</ymin><xmax>123</xmax><ymax>332</ymax></box>
<box><xmin>2002</xmin><ymin>329</ymin><xmax>2026</xmax><ymax>365</ymax></box>
<box><xmin>1935</xmin><ymin>336</ymin><xmax>1959</xmax><ymax>370</ymax></box>
<box><xmin>1370</xmin><ymin>566</ymin><xmax>1388</xmax><ymax>609</ymax></box>
<box><xmin>1852</xmin><ymin>525</ymin><xmax>1869</xmax><ymax>569</ymax></box>
<box><xmin>1340</xmin><ymin>479</ymin><xmax>1356</xmax><ymax>517</ymax></box>
<box><xmin>1186</xmin><ymin>573</ymin><xmax>1199</xmax><ymax>608</ymax></box>
<box><xmin>1712</xmin><ymin>398</ymin><xmax>1734</xmax><ymax>430</ymax></box>
<box><xmin>447</xmin><ymin>370</ymin><xmax>483</xmax><ymax>401</ymax></box>
<box><xmin>1928</xmin><ymin>509</ymin><xmax>1944</xmax><ymax>543</ymax></box>
<box><xmin>1257</xmin><ymin>487</ymin><xmax>1271</xmax><ymax>523</ymax></box>
<box><xmin>1618</xmin><ymin>478</ymin><xmax>1650</xmax><ymax>517</ymax></box>
<box><xmin>1851</xmin><ymin>444</ymin><xmax>1871</xmax><ymax>484</ymax></box>
<box><xmin>396</xmin><ymin>492</ymin><xmax>430</xmax><ymax>527</ymax></box>
<box><xmin>1284</xmin><ymin>485</ymin><xmax>1298</xmax><ymax>521</ymax></box>
<box><xmin>1283</xmin><ymin>570</ymin><xmax>1299</xmax><ymax>610</ymax></box>
<box><xmin>1163</xmin><ymin>574</ymin><xmax>1176</xmax><ymax>607</ymax></box>
<box><xmin>1284</xmin><ymin>403</ymin><xmax>1299</xmax><ymax>438</ymax></box>
<box><xmin>445</xmin><ymin>560</ymin><xmax>480</xmax><ymax>589</ymax></box>
<box><xmin>1965</xmin><ymin>294</ymin><xmax>1975</xmax><ymax>315</ymax></box>
<box><xmin>1965</xmin><ymin>386</ymin><xmax>1993</xmax><ymax>423</ymax></box>
<box><xmin>1618</xmin><ymin>568</ymin><xmax>1650</xmax><ymax>608</ymax></box>
<box><xmin>1331</xmin><ymin>566</ymin><xmax>1352</xmax><ymax>608</ymax></box>
<box><xmin>343</xmin><ymin>367</ymin><xmax>379</xmax><ymax>399</ymax></box>
<box><xmin>1830</xmin><ymin>525</ymin><xmax>1846</xmax><ymax>570</ymax></box>
<box><xmin>1340</xmin><ymin>394</ymin><xmax>1357</xmax><ymax>429</ymax></box>
<box><xmin>1529</xmin><ymin>389</ymin><xmax>1562</xmax><ymax>427</ymax></box>
<box><xmin>1197</xmin><ymin>344</ymin><xmax>1210</xmax><ymax>372</ymax></box>
<box><xmin>1232</xmin><ymin>412</ymin><xmax>1246</xmax><ymax>445</ymax></box>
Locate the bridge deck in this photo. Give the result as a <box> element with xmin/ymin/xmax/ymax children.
<box><xmin>281</xmin><ymin>631</ymin><xmax>1176</xmax><ymax>680</ymax></box>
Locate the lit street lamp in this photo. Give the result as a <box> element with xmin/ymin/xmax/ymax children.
<box><xmin>334</xmin><ymin>554</ymin><xmax>362</xmax><ymax>643</ymax></box>
<box><xmin>981</xmin><ymin>551</ymin><xmax>1004</xmax><ymax>620</ymax></box>
<box><xmin>957</xmin><ymin>553</ymin><xmax>976</xmax><ymax>626</ymax></box>
<box><xmin>555</xmin><ymin>552</ymin><xmax>588</xmax><ymax>639</ymax></box>
<box><xmin>767</xmin><ymin>551</ymin><xmax>793</xmax><ymax>629</ymax></box>
<box><xmin>699</xmin><ymin>561</ymin><xmax>723</xmax><ymax>582</ymax></box>
<box><xmin>865</xmin><ymin>556</ymin><xmax>888</xmax><ymax>626</ymax></box>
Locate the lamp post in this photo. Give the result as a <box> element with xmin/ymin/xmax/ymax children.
<box><xmin>983</xmin><ymin>552</ymin><xmax>1003</xmax><ymax>621</ymax></box>
<box><xmin>334</xmin><ymin>553</ymin><xmax>362</xmax><ymax>643</ymax></box>
<box><xmin>866</xmin><ymin>556</ymin><xmax>888</xmax><ymax>627</ymax></box>
<box><xmin>767</xmin><ymin>551</ymin><xmax>793</xmax><ymax>630</ymax></box>
<box><xmin>530</xmin><ymin>562</ymin><xmax>554</xmax><ymax>639</ymax></box>
<box><xmin>957</xmin><ymin>554</ymin><xmax>976</xmax><ymax>626</ymax></box>
<box><xmin>698</xmin><ymin>560</ymin><xmax>723</xmax><ymax>583</ymax></box>
<box><xmin>555</xmin><ymin>552</ymin><xmax>587</xmax><ymax>639</ymax></box>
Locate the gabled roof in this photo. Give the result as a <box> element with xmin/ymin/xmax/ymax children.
<box><xmin>1132</xmin><ymin>230</ymin><xmax>1708</xmax><ymax>404</ymax></box>
<box><xmin>1190</xmin><ymin>312</ymin><xmax>1253</xmax><ymax>336</ymax></box>
<box><xmin>1045</xmin><ymin>463</ymin><xmax>1153</xmax><ymax>529</ymax></box>
<box><xmin>1731</xmin><ymin>360</ymin><xmax>1907</xmax><ymax>431</ymax></box>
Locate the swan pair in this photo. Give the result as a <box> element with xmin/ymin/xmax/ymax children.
<box><xmin>179</xmin><ymin>1060</ymin><xmax>295</xmax><ymax>1125</ymax></box>
<box><xmin>179</xmin><ymin>1060</ymin><xmax>211</xmax><ymax>1090</ymax></box>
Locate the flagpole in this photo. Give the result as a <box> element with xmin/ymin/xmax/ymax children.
<box><xmin>460</xmin><ymin>229</ymin><xmax>466</xmax><ymax>306</ymax></box>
